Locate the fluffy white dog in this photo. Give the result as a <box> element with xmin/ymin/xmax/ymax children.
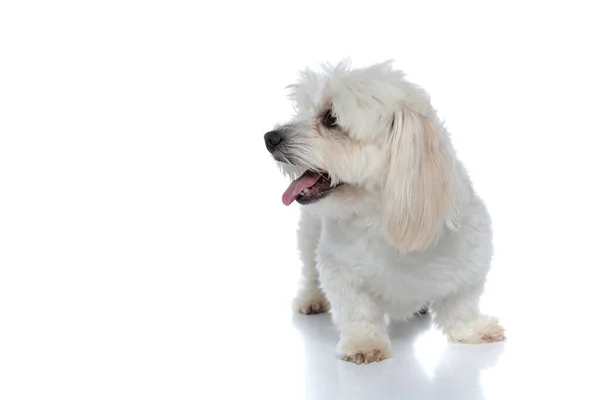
<box><xmin>264</xmin><ymin>60</ymin><xmax>505</xmax><ymax>364</ymax></box>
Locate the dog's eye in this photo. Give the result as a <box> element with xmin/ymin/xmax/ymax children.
<box><xmin>322</xmin><ymin>109</ymin><xmax>337</xmax><ymax>128</ymax></box>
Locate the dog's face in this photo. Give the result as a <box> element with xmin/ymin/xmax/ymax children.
<box><xmin>265</xmin><ymin>60</ymin><xmax>461</xmax><ymax>252</ymax></box>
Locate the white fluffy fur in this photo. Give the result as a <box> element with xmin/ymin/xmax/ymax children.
<box><xmin>272</xmin><ymin>60</ymin><xmax>505</xmax><ymax>364</ymax></box>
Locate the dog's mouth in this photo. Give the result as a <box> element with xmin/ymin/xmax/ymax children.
<box><xmin>282</xmin><ymin>170</ymin><xmax>343</xmax><ymax>206</ymax></box>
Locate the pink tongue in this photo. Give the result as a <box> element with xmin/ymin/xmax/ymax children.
<box><xmin>282</xmin><ymin>171</ymin><xmax>322</xmax><ymax>206</ymax></box>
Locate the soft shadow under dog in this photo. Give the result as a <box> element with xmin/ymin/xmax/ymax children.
<box><xmin>292</xmin><ymin>312</ymin><xmax>504</xmax><ymax>400</ymax></box>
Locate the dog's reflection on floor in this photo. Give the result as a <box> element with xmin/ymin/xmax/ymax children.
<box><xmin>292</xmin><ymin>312</ymin><xmax>504</xmax><ymax>400</ymax></box>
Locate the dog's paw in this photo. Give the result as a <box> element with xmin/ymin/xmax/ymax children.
<box><xmin>447</xmin><ymin>315</ymin><xmax>506</xmax><ymax>344</ymax></box>
<box><xmin>292</xmin><ymin>288</ymin><xmax>330</xmax><ymax>314</ymax></box>
<box><xmin>337</xmin><ymin>336</ymin><xmax>392</xmax><ymax>364</ymax></box>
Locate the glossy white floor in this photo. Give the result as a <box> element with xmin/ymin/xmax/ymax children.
<box><xmin>1</xmin><ymin>1</ymin><xmax>599</xmax><ymax>399</ymax></box>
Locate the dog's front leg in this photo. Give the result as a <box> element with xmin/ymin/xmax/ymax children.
<box><xmin>318</xmin><ymin>259</ymin><xmax>391</xmax><ymax>364</ymax></box>
<box><xmin>292</xmin><ymin>211</ymin><xmax>330</xmax><ymax>314</ymax></box>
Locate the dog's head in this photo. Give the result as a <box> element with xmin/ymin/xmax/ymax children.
<box><xmin>265</xmin><ymin>60</ymin><xmax>461</xmax><ymax>252</ymax></box>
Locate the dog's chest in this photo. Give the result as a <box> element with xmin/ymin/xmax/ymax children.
<box><xmin>318</xmin><ymin>216</ymin><xmax>404</xmax><ymax>273</ymax></box>
<box><xmin>316</xmin><ymin>215</ymin><xmax>460</xmax><ymax>300</ymax></box>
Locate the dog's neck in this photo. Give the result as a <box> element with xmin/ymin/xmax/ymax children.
<box><xmin>304</xmin><ymin>185</ymin><xmax>383</xmax><ymax>221</ymax></box>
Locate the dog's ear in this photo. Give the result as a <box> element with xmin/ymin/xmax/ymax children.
<box><xmin>383</xmin><ymin>109</ymin><xmax>460</xmax><ymax>252</ymax></box>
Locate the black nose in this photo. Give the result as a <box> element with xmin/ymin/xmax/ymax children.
<box><xmin>264</xmin><ymin>130</ymin><xmax>283</xmax><ymax>153</ymax></box>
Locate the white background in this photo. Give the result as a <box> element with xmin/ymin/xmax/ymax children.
<box><xmin>1</xmin><ymin>1</ymin><xmax>599</xmax><ymax>399</ymax></box>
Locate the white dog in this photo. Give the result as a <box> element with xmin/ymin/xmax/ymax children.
<box><xmin>264</xmin><ymin>60</ymin><xmax>505</xmax><ymax>364</ymax></box>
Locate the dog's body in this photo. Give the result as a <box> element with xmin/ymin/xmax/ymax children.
<box><xmin>265</xmin><ymin>60</ymin><xmax>505</xmax><ymax>364</ymax></box>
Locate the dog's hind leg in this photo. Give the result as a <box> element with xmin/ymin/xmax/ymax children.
<box><xmin>432</xmin><ymin>282</ymin><xmax>505</xmax><ymax>344</ymax></box>
<box><xmin>292</xmin><ymin>211</ymin><xmax>330</xmax><ymax>314</ymax></box>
